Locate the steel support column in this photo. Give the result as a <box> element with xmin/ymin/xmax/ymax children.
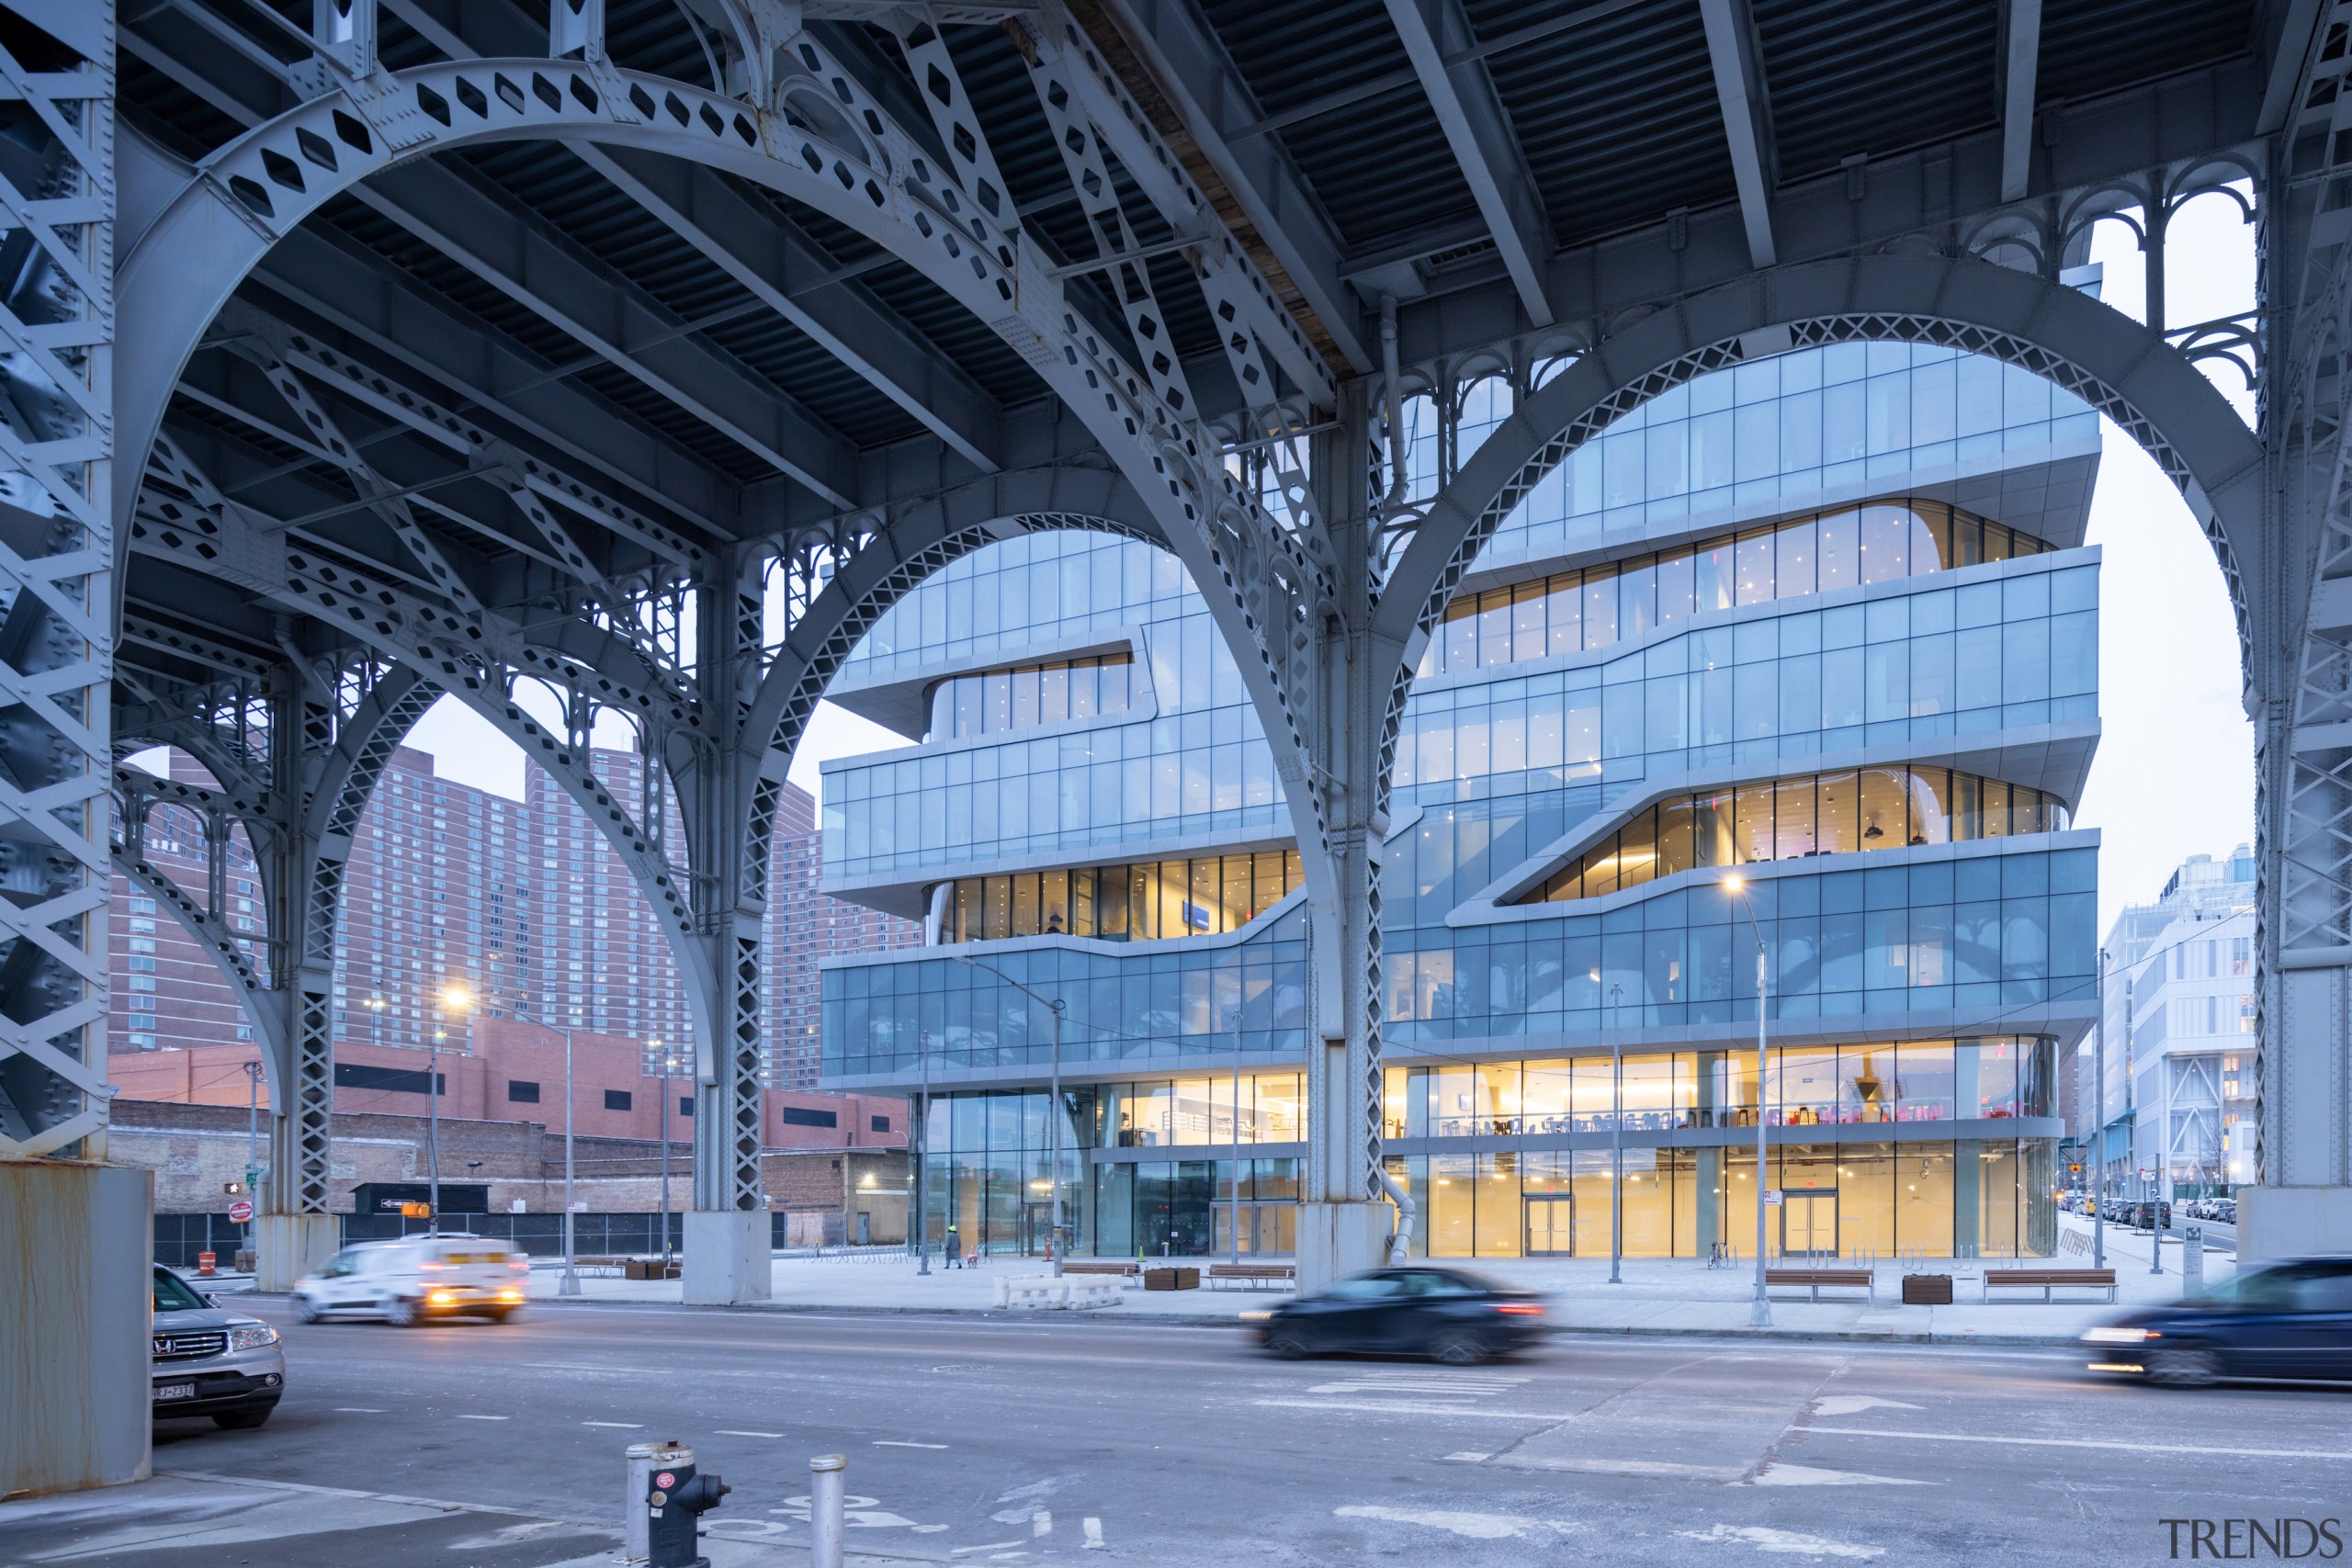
<box><xmin>1295</xmin><ymin>386</ymin><xmax>1395</xmax><ymax>1292</ymax></box>
<box><xmin>0</xmin><ymin>0</ymin><xmax>151</xmax><ymax>1499</ymax></box>
<box><xmin>680</xmin><ymin>551</ymin><xmax>772</xmax><ymax>1303</ymax></box>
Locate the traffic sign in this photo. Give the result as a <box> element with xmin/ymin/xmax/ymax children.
<box><xmin>227</xmin><ymin>1200</ymin><xmax>254</xmax><ymax>1224</ymax></box>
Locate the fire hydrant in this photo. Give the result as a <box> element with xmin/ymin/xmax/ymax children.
<box><xmin>627</xmin><ymin>1440</ymin><xmax>729</xmax><ymax>1568</ymax></box>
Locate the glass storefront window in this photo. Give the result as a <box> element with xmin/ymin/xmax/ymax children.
<box><xmin>1420</xmin><ymin>498</ymin><xmax>2049</xmax><ymax>677</ymax></box>
<box><xmin>941</xmin><ymin>851</ymin><xmax>1303</xmax><ymax>943</ymax></box>
<box><xmin>930</xmin><ymin>652</ymin><xmax>1135</xmax><ymax>739</ymax></box>
<box><xmin>1520</xmin><ymin>766</ymin><xmax>2068</xmax><ymax>904</ymax></box>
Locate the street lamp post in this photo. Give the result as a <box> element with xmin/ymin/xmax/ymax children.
<box><xmin>1723</xmin><ymin>876</ymin><xmax>1771</xmax><ymax>1329</ymax></box>
<box><xmin>2092</xmin><ymin>947</ymin><xmax>2107</xmax><ymax>1271</ymax></box>
<box><xmin>427</xmin><ymin>1028</ymin><xmax>444</xmax><ymax>1236</ymax></box>
<box><xmin>431</xmin><ymin>984</ymin><xmax>473</xmax><ymax>1240</ymax></box>
<box><xmin>655</xmin><ymin>1040</ymin><xmax>674</xmax><ymax>1267</ymax></box>
<box><xmin>514</xmin><ymin>1007</ymin><xmax>583</xmax><ymax>1296</ymax></box>
<box><xmin>954</xmin><ymin>956</ymin><xmax>1066</xmax><ymax>1276</ymax></box>
<box><xmin>916</xmin><ymin>1033</ymin><xmax>932</xmax><ymax>1277</ymax></box>
<box><xmin>1609</xmin><ymin>983</ymin><xmax>1623</xmax><ymax>1287</ymax></box>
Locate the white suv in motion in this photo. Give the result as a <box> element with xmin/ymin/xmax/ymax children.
<box><xmin>292</xmin><ymin>1235</ymin><xmax>530</xmax><ymax>1326</ymax></box>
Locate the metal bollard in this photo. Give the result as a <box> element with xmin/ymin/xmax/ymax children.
<box><xmin>809</xmin><ymin>1453</ymin><xmax>847</xmax><ymax>1568</ymax></box>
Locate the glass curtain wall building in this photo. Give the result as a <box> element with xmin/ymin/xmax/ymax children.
<box><xmin>821</xmin><ymin>342</ymin><xmax>2098</xmax><ymax>1263</ymax></box>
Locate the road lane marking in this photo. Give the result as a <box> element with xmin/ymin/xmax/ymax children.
<box><xmin>1082</xmin><ymin>1517</ymin><xmax>1104</xmax><ymax>1549</ymax></box>
<box><xmin>718</xmin><ymin>1430</ymin><xmax>784</xmax><ymax>1438</ymax></box>
<box><xmin>1033</xmin><ymin>1511</ymin><xmax>1052</xmax><ymax>1537</ymax></box>
<box><xmin>875</xmin><ymin>1440</ymin><xmax>949</xmax><ymax>1449</ymax></box>
<box><xmin>1442</xmin><ymin>1452</ymin><xmax>1492</xmax><ymax>1462</ymax></box>
<box><xmin>455</xmin><ymin>1415</ymin><xmax>510</xmax><ymax>1421</ymax></box>
<box><xmin>1809</xmin><ymin>1396</ymin><xmax>1922</xmax><ymax>1417</ymax></box>
<box><xmin>1253</xmin><ymin>1397</ymin><xmax>1562</xmax><ymax>1419</ymax></box>
<box><xmin>1752</xmin><ymin>1463</ymin><xmax>1930</xmax><ymax>1487</ymax></box>
<box><xmin>1678</xmin><ymin>1523</ymin><xmax>1884</xmax><ymax>1560</ymax></box>
<box><xmin>333</xmin><ymin>1407</ymin><xmax>386</xmax><ymax>1413</ymax></box>
<box><xmin>1807</xmin><ymin>1427</ymin><xmax>2352</xmax><ymax>1461</ymax></box>
<box><xmin>950</xmin><ymin>1543</ymin><xmax>1026</xmax><ymax>1555</ymax></box>
<box><xmin>582</xmin><ymin>1421</ymin><xmax>643</xmax><ymax>1429</ymax></box>
<box><xmin>1335</xmin><ymin>1505</ymin><xmax>1577</xmax><ymax>1540</ymax></box>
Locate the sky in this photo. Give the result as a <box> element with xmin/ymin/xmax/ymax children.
<box><xmin>397</xmin><ymin>201</ymin><xmax>2260</xmax><ymax>934</ymax></box>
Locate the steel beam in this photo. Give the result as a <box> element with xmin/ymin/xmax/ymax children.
<box><xmin>352</xmin><ymin>160</ymin><xmax>860</xmax><ymax>508</ymax></box>
<box><xmin>1090</xmin><ymin>0</ymin><xmax>1373</xmax><ymax>370</ymax></box>
<box><xmin>581</xmin><ymin>144</ymin><xmax>1003</xmax><ymax>471</ymax></box>
<box><xmin>1697</xmin><ymin>0</ymin><xmax>1778</xmax><ymax>267</ymax></box>
<box><xmin>1997</xmin><ymin>0</ymin><xmax>2043</xmax><ymax>203</ymax></box>
<box><xmin>1381</xmin><ymin>0</ymin><xmax>1555</xmax><ymax>326</ymax></box>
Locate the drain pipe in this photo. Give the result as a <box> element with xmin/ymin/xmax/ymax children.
<box><xmin>1381</xmin><ymin>293</ymin><xmax>1408</xmax><ymax>510</ymax></box>
<box><xmin>1376</xmin><ymin>1165</ymin><xmax>1415</xmax><ymax>1267</ymax></box>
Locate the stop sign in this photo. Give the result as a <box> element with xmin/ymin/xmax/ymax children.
<box><xmin>228</xmin><ymin>1200</ymin><xmax>254</xmax><ymax>1224</ymax></box>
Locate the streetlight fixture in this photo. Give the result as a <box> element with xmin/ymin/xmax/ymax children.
<box><xmin>954</xmin><ymin>955</ymin><xmax>1065</xmax><ymax>1275</ymax></box>
<box><xmin>1722</xmin><ymin>874</ymin><xmax>1771</xmax><ymax>1329</ymax></box>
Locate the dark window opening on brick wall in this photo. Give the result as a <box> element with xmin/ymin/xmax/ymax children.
<box><xmin>604</xmin><ymin>1089</ymin><xmax>633</xmax><ymax>1111</ymax></box>
<box><xmin>783</xmin><ymin>1106</ymin><xmax>838</xmax><ymax>1128</ymax></box>
<box><xmin>507</xmin><ymin>1079</ymin><xmax>540</xmax><ymax>1103</ymax></box>
<box><xmin>871</xmin><ymin>1115</ymin><xmax>890</xmax><ymax>1133</ymax></box>
<box><xmin>680</xmin><ymin>1097</ymin><xmax>694</xmax><ymax>1117</ymax></box>
<box><xmin>334</xmin><ymin>1062</ymin><xmax>443</xmax><ymax>1095</ymax></box>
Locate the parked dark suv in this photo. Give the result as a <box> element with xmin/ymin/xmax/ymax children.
<box><xmin>2083</xmin><ymin>1258</ymin><xmax>2352</xmax><ymax>1386</ymax></box>
<box><xmin>1246</xmin><ymin>1267</ymin><xmax>1546</xmax><ymax>1364</ymax></box>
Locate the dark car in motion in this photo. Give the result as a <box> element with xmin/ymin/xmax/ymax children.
<box><xmin>1246</xmin><ymin>1267</ymin><xmax>1546</xmax><ymax>1364</ymax></box>
<box><xmin>2082</xmin><ymin>1258</ymin><xmax>2352</xmax><ymax>1387</ymax></box>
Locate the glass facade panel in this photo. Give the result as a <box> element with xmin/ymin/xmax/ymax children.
<box><xmin>829</xmin><ymin>347</ymin><xmax>2092</xmax><ymax>1268</ymax></box>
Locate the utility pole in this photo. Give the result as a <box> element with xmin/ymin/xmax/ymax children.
<box><xmin>1724</xmin><ymin>877</ymin><xmax>1770</xmax><ymax>1329</ymax></box>
<box><xmin>952</xmin><ymin>955</ymin><xmax>1067</xmax><ymax>1274</ymax></box>
<box><xmin>1609</xmin><ymin>983</ymin><xmax>1623</xmax><ymax>1286</ymax></box>
<box><xmin>1230</xmin><ymin>1055</ymin><xmax>1243</xmax><ymax>1267</ymax></box>
<box><xmin>657</xmin><ymin>1042</ymin><xmax>673</xmax><ymax>1267</ymax></box>
<box><xmin>2092</xmin><ymin>947</ymin><xmax>2107</xmax><ymax>1271</ymax></box>
<box><xmin>916</xmin><ymin>1034</ymin><xmax>932</xmax><ymax>1277</ymax></box>
<box><xmin>428</xmin><ymin>1029</ymin><xmax>443</xmax><ymax>1237</ymax></box>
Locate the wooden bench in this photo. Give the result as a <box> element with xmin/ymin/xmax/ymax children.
<box><xmin>1207</xmin><ymin>1262</ymin><xmax>1295</xmax><ymax>1290</ymax></box>
<box><xmin>1765</xmin><ymin>1267</ymin><xmax>1874</xmax><ymax>1303</ymax></box>
<box><xmin>1983</xmin><ymin>1268</ymin><xmax>2117</xmax><ymax>1303</ymax></box>
<box><xmin>1060</xmin><ymin>1260</ymin><xmax>1138</xmax><ymax>1280</ymax></box>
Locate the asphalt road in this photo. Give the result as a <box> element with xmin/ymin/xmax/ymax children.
<box><xmin>23</xmin><ymin>1300</ymin><xmax>2352</xmax><ymax>1567</ymax></box>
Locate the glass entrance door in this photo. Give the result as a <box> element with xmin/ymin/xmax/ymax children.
<box><xmin>1525</xmin><ymin>1194</ymin><xmax>1575</xmax><ymax>1257</ymax></box>
<box><xmin>1213</xmin><ymin>1201</ymin><xmax>1298</xmax><ymax>1255</ymax></box>
<box><xmin>1781</xmin><ymin>1191</ymin><xmax>1838</xmax><ymax>1258</ymax></box>
<box><xmin>1020</xmin><ymin>1201</ymin><xmax>1055</xmax><ymax>1257</ymax></box>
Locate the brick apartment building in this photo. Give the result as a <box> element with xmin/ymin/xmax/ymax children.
<box><xmin>114</xmin><ymin>743</ymin><xmax>918</xmax><ymax>1091</ymax></box>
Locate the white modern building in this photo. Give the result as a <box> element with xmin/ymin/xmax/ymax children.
<box><xmin>2086</xmin><ymin>849</ymin><xmax>2257</xmax><ymax>1200</ymax></box>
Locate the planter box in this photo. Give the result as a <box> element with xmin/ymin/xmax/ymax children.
<box><xmin>1901</xmin><ymin>1273</ymin><xmax>1953</xmax><ymax>1304</ymax></box>
<box><xmin>1142</xmin><ymin>1267</ymin><xmax>1199</xmax><ymax>1292</ymax></box>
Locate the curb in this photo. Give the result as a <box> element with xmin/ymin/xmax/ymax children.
<box><xmin>516</xmin><ymin>1293</ymin><xmax>2088</xmax><ymax>1346</ymax></box>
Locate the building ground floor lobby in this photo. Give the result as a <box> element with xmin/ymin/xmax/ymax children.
<box><xmin>909</xmin><ymin>1036</ymin><xmax>2064</xmax><ymax>1263</ymax></box>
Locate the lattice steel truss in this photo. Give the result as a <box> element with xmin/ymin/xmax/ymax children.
<box><xmin>0</xmin><ymin>5</ymin><xmax>114</xmax><ymax>1162</ymax></box>
<box><xmin>22</xmin><ymin>0</ymin><xmax>2341</xmax><ymax>1276</ymax></box>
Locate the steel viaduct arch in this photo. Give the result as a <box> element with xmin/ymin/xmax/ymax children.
<box><xmin>8</xmin><ymin>2</ymin><xmax>2351</xmax><ymax>1494</ymax></box>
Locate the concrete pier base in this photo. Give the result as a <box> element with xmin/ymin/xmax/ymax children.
<box><xmin>0</xmin><ymin>1161</ymin><xmax>152</xmax><ymax>1496</ymax></box>
<box><xmin>1295</xmin><ymin>1201</ymin><xmax>1389</xmax><ymax>1298</ymax></box>
<box><xmin>254</xmin><ymin>1213</ymin><xmax>339</xmax><ymax>1292</ymax></box>
<box><xmin>2235</xmin><ymin>1186</ymin><xmax>2352</xmax><ymax>1265</ymax></box>
<box><xmin>683</xmin><ymin>1209</ymin><xmax>773</xmax><ymax>1303</ymax></box>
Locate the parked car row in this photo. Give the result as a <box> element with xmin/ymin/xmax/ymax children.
<box><xmin>2182</xmin><ymin>1196</ymin><xmax>2238</xmax><ymax>1224</ymax></box>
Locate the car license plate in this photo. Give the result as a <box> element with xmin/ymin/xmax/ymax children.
<box><xmin>153</xmin><ymin>1382</ymin><xmax>196</xmax><ymax>1402</ymax></box>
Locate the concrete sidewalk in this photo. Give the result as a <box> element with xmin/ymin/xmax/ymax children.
<box><xmin>0</xmin><ymin>1470</ymin><xmax>937</xmax><ymax>1567</ymax></box>
<box><xmin>505</xmin><ymin>1213</ymin><xmax>2228</xmax><ymax>1345</ymax></box>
